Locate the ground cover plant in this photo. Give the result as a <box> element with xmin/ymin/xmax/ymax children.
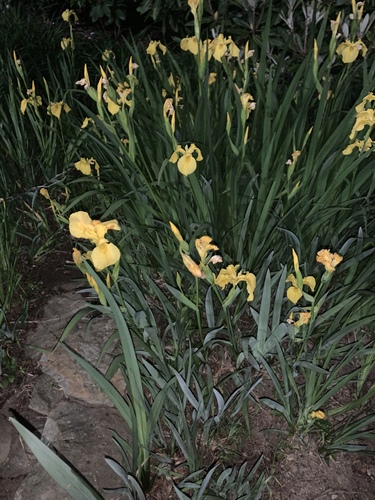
<box><xmin>2</xmin><ymin>0</ymin><xmax>375</xmax><ymax>497</ymax></box>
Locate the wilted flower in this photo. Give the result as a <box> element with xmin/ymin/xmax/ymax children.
<box><xmin>294</xmin><ymin>312</ymin><xmax>311</xmax><ymax>327</ymax></box>
<box><xmin>208</xmin><ymin>72</ymin><xmax>217</xmax><ymax>85</ymax></box>
<box><xmin>181</xmin><ymin>253</ymin><xmax>206</xmax><ymax>278</ymax></box>
<box><xmin>146</xmin><ymin>41</ymin><xmax>166</xmax><ymax>65</ymax></box>
<box><xmin>195</xmin><ymin>236</ymin><xmax>219</xmax><ymax>264</ymax></box>
<box><xmin>76</xmin><ymin>64</ymin><xmax>91</xmax><ymax>89</ymax></box>
<box><xmin>330</xmin><ymin>12</ymin><xmax>341</xmax><ymax>38</ymax></box>
<box><xmin>310</xmin><ymin>410</ymin><xmax>325</xmax><ymax>419</ymax></box>
<box><xmin>316</xmin><ymin>249</ymin><xmax>343</xmax><ymax>273</ymax></box>
<box><xmin>86</xmin><ymin>273</ymin><xmax>100</xmax><ymax>294</ymax></box>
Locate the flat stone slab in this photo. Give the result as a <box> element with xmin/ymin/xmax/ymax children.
<box><xmin>26</xmin><ymin>284</ymin><xmax>126</xmax><ymax>406</ymax></box>
<box><xmin>14</xmin><ymin>399</ymin><xmax>130</xmax><ymax>499</ymax></box>
<box><xmin>29</xmin><ymin>373</ymin><xmax>65</xmax><ymax>416</ymax></box>
<box><xmin>3</xmin><ymin>283</ymin><xmax>132</xmax><ymax>499</ymax></box>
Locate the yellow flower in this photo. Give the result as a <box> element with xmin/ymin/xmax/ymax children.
<box><xmin>117</xmin><ymin>87</ymin><xmax>132</xmax><ymax>106</ymax></box>
<box><xmin>47</xmin><ymin>101</ymin><xmax>71</xmax><ymax>119</ymax></box>
<box><xmin>316</xmin><ymin>249</ymin><xmax>343</xmax><ymax>273</ymax></box>
<box><xmin>91</xmin><ymin>239</ymin><xmax>121</xmax><ymax>271</ymax></box>
<box><xmin>86</xmin><ymin>273</ymin><xmax>100</xmax><ymax>294</ymax></box>
<box><xmin>215</xmin><ymin>264</ymin><xmax>256</xmax><ymax>302</ymax></box>
<box><xmin>20</xmin><ymin>81</ymin><xmax>42</xmax><ymax>114</ymax></box>
<box><xmin>208</xmin><ymin>72</ymin><xmax>217</xmax><ymax>85</ymax></box>
<box><xmin>310</xmin><ymin>410</ymin><xmax>325</xmax><ymax>419</ymax></box>
<box><xmin>72</xmin><ymin>247</ymin><xmax>83</xmax><ymax>266</ymax></box>
<box><xmin>61</xmin><ymin>38</ymin><xmax>73</xmax><ymax>50</ymax></box>
<box><xmin>215</xmin><ymin>264</ymin><xmax>240</xmax><ymax>288</ymax></box>
<box><xmin>169</xmin><ymin>221</ymin><xmax>184</xmax><ymax>242</ymax></box>
<box><xmin>227</xmin><ymin>36</ymin><xmax>240</xmax><ymax>58</ymax></box>
<box><xmin>91</xmin><ymin>219</ymin><xmax>121</xmax><ymax>240</ymax></box>
<box><xmin>349</xmin><ymin>109</ymin><xmax>375</xmax><ymax>140</ymax></box>
<box><xmin>355</xmin><ymin>93</ymin><xmax>375</xmax><ymax>113</ymax></box>
<box><xmin>343</xmin><ymin>138</ymin><xmax>374</xmax><ymax>155</ymax></box>
<box><xmin>106</xmin><ymin>96</ymin><xmax>120</xmax><ymax>115</ymax></box>
<box><xmin>40</xmin><ymin>188</ymin><xmax>50</xmax><ymax>199</ymax></box>
<box><xmin>336</xmin><ymin>39</ymin><xmax>367</xmax><ymax>63</ymax></box>
<box><xmin>240</xmin><ymin>93</ymin><xmax>256</xmax><ymax>119</ymax></box>
<box><xmin>195</xmin><ymin>236</ymin><xmax>219</xmax><ymax>264</ymax></box>
<box><xmin>74</xmin><ymin>157</ymin><xmax>95</xmax><ymax>176</ymax></box>
<box><xmin>286</xmin><ymin>249</ymin><xmax>316</xmax><ymax>304</ymax></box>
<box><xmin>181</xmin><ymin>253</ymin><xmax>205</xmax><ymax>278</ymax></box>
<box><xmin>169</xmin><ymin>144</ymin><xmax>203</xmax><ymax>176</ymax></box>
<box><xmin>180</xmin><ymin>36</ymin><xmax>200</xmax><ymax>55</ymax></box>
<box><xmin>62</xmin><ymin>9</ymin><xmax>78</xmax><ymax>23</ymax></box>
<box><xmin>188</xmin><ymin>0</ymin><xmax>200</xmax><ymax>16</ymax></box>
<box><xmin>286</xmin><ymin>274</ymin><xmax>315</xmax><ymax>304</ymax></box>
<box><xmin>76</xmin><ymin>64</ymin><xmax>91</xmax><ymax>89</ymax></box>
<box><xmin>81</xmin><ymin>117</ymin><xmax>94</xmax><ymax>129</ymax></box>
<box><xmin>210</xmin><ymin>34</ymin><xmax>228</xmax><ymax>61</ymax></box>
<box><xmin>236</xmin><ymin>272</ymin><xmax>256</xmax><ymax>302</ymax></box>
<box><xmin>102</xmin><ymin>49</ymin><xmax>115</xmax><ymax>61</ymax></box>
<box><xmin>69</xmin><ymin>211</ymin><xmax>98</xmax><ymax>241</ymax></box>
<box><xmin>146</xmin><ymin>40</ymin><xmax>166</xmax><ymax>65</ymax></box>
<box><xmin>69</xmin><ymin>211</ymin><xmax>120</xmax><ymax>245</ymax></box>
<box><xmin>294</xmin><ymin>312</ymin><xmax>311</xmax><ymax>327</ymax></box>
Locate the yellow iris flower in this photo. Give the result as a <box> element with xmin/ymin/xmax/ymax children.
<box><xmin>215</xmin><ymin>264</ymin><xmax>256</xmax><ymax>302</ymax></box>
<box><xmin>169</xmin><ymin>144</ymin><xmax>203</xmax><ymax>176</ymax></box>
<box><xmin>61</xmin><ymin>9</ymin><xmax>78</xmax><ymax>23</ymax></box>
<box><xmin>336</xmin><ymin>39</ymin><xmax>367</xmax><ymax>64</ymax></box>
<box><xmin>69</xmin><ymin>211</ymin><xmax>121</xmax><ymax>271</ymax></box>
<box><xmin>47</xmin><ymin>101</ymin><xmax>71</xmax><ymax>119</ymax></box>
<box><xmin>343</xmin><ymin>138</ymin><xmax>373</xmax><ymax>155</ymax></box>
<box><xmin>286</xmin><ymin>249</ymin><xmax>316</xmax><ymax>304</ymax></box>
<box><xmin>74</xmin><ymin>157</ymin><xmax>99</xmax><ymax>176</ymax></box>
<box><xmin>146</xmin><ymin>40</ymin><xmax>166</xmax><ymax>65</ymax></box>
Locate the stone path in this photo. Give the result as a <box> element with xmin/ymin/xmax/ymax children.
<box><xmin>0</xmin><ymin>284</ymin><xmax>130</xmax><ymax>499</ymax></box>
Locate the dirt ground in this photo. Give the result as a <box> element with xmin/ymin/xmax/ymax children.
<box><xmin>1</xmin><ymin>245</ymin><xmax>375</xmax><ymax>499</ymax></box>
